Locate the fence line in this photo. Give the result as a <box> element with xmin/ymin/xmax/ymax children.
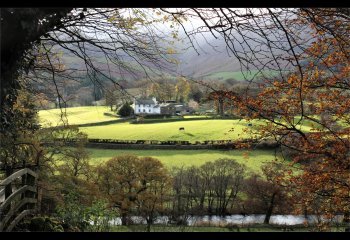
<box><xmin>47</xmin><ymin>138</ymin><xmax>279</xmax><ymax>150</ymax></box>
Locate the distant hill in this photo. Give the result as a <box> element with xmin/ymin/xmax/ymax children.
<box><xmin>54</xmin><ymin>36</ymin><xmax>262</xmax><ymax>78</ymax></box>
<box><xmin>56</xmin><ymin>44</ymin><xmax>174</xmax><ymax>81</ymax></box>
<box><xmin>172</xmin><ymin>37</ymin><xmax>242</xmax><ymax>79</ymax></box>
<box><xmin>168</xmin><ymin>32</ymin><xmax>293</xmax><ymax>81</ymax></box>
<box><xmin>53</xmin><ymin>30</ymin><xmax>293</xmax><ymax>84</ymax></box>
<box><xmin>201</xmin><ymin>70</ymin><xmax>282</xmax><ymax>82</ymax></box>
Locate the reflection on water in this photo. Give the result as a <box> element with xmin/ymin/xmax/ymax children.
<box><xmin>109</xmin><ymin>214</ymin><xmax>344</xmax><ymax>226</ymax></box>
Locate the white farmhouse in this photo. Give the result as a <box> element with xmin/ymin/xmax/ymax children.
<box><xmin>133</xmin><ymin>97</ymin><xmax>161</xmax><ymax>115</ymax></box>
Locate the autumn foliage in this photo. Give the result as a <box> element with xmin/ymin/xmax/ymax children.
<box><xmin>229</xmin><ymin>28</ymin><xmax>350</xmax><ymax>221</ymax></box>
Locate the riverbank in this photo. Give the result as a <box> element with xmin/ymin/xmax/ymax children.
<box><xmin>110</xmin><ymin>224</ymin><xmax>348</xmax><ymax>232</ymax></box>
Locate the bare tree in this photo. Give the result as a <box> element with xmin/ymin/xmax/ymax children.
<box><xmin>1</xmin><ymin>8</ymin><xmax>179</xmax><ymax>179</ymax></box>
<box><xmin>244</xmin><ymin>161</ymin><xmax>292</xmax><ymax>224</ymax></box>
<box><xmin>210</xmin><ymin>159</ymin><xmax>246</xmax><ymax>216</ymax></box>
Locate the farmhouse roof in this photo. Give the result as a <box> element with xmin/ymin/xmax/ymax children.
<box><xmin>160</xmin><ymin>103</ymin><xmax>174</xmax><ymax>107</ymax></box>
<box><xmin>135</xmin><ymin>99</ymin><xmax>156</xmax><ymax>105</ymax></box>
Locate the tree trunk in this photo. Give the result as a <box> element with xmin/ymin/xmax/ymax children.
<box><xmin>264</xmin><ymin>193</ymin><xmax>276</xmax><ymax>224</ymax></box>
<box><xmin>218</xmin><ymin>98</ymin><xmax>224</xmax><ymax>117</ymax></box>
<box><xmin>146</xmin><ymin>218</ymin><xmax>152</xmax><ymax>232</ymax></box>
<box><xmin>121</xmin><ymin>212</ymin><xmax>128</xmax><ymax>226</ymax></box>
<box><xmin>343</xmin><ymin>212</ymin><xmax>350</xmax><ymax>223</ymax></box>
<box><xmin>304</xmin><ymin>207</ymin><xmax>308</xmax><ymax>222</ymax></box>
<box><xmin>1</xmin><ymin>8</ymin><xmax>72</xmax><ymax>133</ymax></box>
<box><xmin>199</xmin><ymin>195</ymin><xmax>205</xmax><ymax>211</ymax></box>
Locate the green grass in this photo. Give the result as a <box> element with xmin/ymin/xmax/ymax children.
<box><xmin>80</xmin><ymin>117</ymin><xmax>312</xmax><ymax>142</ymax></box>
<box><xmin>88</xmin><ymin>148</ymin><xmax>280</xmax><ymax>173</ymax></box>
<box><xmin>39</xmin><ymin>107</ymin><xmax>314</xmax><ymax>142</ymax></box>
<box><xmin>39</xmin><ymin>106</ymin><xmax>118</xmax><ymax>127</ymax></box>
<box><xmin>183</xmin><ymin>115</ymin><xmax>214</xmax><ymax>119</ymax></box>
<box><xmin>80</xmin><ymin>119</ymin><xmax>263</xmax><ymax>142</ymax></box>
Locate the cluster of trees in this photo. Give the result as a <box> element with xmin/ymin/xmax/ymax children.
<box><xmin>36</xmin><ymin>141</ymin><xmax>296</xmax><ymax>231</ymax></box>
<box><xmin>41</xmin><ymin>149</ymin><xmax>315</xmax><ymax>232</ymax></box>
<box><xmin>169</xmin><ymin>160</ymin><xmax>291</xmax><ymax>225</ymax></box>
<box><xmin>96</xmin><ymin>155</ymin><xmax>170</xmax><ymax>231</ymax></box>
<box><xmin>147</xmin><ymin>77</ymin><xmax>191</xmax><ymax>103</ymax></box>
<box><xmin>32</xmin><ymin>73</ymin><xmax>116</xmax><ymax>109</ymax></box>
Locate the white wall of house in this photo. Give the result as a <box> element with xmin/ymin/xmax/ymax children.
<box><xmin>133</xmin><ymin>97</ymin><xmax>161</xmax><ymax>114</ymax></box>
<box><xmin>134</xmin><ymin>104</ymin><xmax>159</xmax><ymax>114</ymax></box>
<box><xmin>153</xmin><ymin>106</ymin><xmax>161</xmax><ymax>114</ymax></box>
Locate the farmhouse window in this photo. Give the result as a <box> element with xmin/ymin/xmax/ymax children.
<box><xmin>149</xmin><ymin>109</ymin><xmax>151</xmax><ymax>112</ymax></box>
<box><xmin>143</xmin><ymin>109</ymin><xmax>145</xmax><ymax>112</ymax></box>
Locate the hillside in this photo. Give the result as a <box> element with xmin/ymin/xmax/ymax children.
<box><xmin>55</xmin><ymin>33</ymin><xmax>290</xmax><ymax>82</ymax></box>
<box><xmin>200</xmin><ymin>70</ymin><xmax>281</xmax><ymax>82</ymax></box>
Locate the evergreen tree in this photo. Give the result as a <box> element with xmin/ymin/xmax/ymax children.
<box><xmin>117</xmin><ymin>102</ymin><xmax>133</xmax><ymax>117</ymax></box>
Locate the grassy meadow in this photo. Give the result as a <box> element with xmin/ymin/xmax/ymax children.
<box><xmin>40</xmin><ymin>107</ymin><xmax>304</xmax><ymax>175</ymax></box>
<box><xmin>79</xmin><ymin>119</ymin><xmax>260</xmax><ymax>142</ymax></box>
<box><xmin>87</xmin><ymin>148</ymin><xmax>282</xmax><ymax>173</ymax></box>
<box><xmin>79</xmin><ymin>118</ymin><xmax>315</xmax><ymax>142</ymax></box>
<box><xmin>38</xmin><ymin>106</ymin><xmax>316</xmax><ymax>142</ymax></box>
<box><xmin>38</xmin><ymin>106</ymin><xmax>118</xmax><ymax>127</ymax></box>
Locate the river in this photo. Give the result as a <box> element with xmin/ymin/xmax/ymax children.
<box><xmin>108</xmin><ymin>214</ymin><xmax>344</xmax><ymax>226</ymax></box>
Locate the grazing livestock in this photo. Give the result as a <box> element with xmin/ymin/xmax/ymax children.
<box><xmin>179</xmin><ymin>127</ymin><xmax>185</xmax><ymax>131</ymax></box>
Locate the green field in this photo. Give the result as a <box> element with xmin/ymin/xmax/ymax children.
<box><xmin>88</xmin><ymin>148</ymin><xmax>281</xmax><ymax>172</ymax></box>
<box><xmin>39</xmin><ymin>107</ymin><xmax>314</xmax><ymax>142</ymax></box>
<box><xmin>80</xmin><ymin>119</ymin><xmax>261</xmax><ymax>142</ymax></box>
<box><xmin>38</xmin><ymin>106</ymin><xmax>118</xmax><ymax>126</ymax></box>
<box><xmin>80</xmin><ymin>119</ymin><xmax>312</xmax><ymax>142</ymax></box>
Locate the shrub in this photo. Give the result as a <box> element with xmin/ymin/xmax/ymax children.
<box><xmin>117</xmin><ymin>103</ymin><xmax>134</xmax><ymax>117</ymax></box>
<box><xmin>27</xmin><ymin>216</ymin><xmax>65</xmax><ymax>232</ymax></box>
